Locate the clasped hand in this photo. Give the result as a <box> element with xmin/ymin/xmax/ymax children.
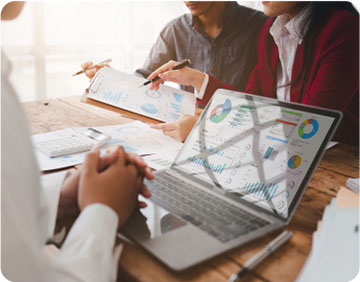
<box><xmin>58</xmin><ymin>146</ymin><xmax>153</xmax><ymax>228</ymax></box>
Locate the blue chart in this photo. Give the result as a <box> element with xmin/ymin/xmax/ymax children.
<box><xmin>170</xmin><ymin>102</ymin><xmax>182</xmax><ymax>113</ymax></box>
<box><xmin>187</xmin><ymin>156</ymin><xmax>226</xmax><ymax>175</ymax></box>
<box><xmin>141</xmin><ymin>103</ymin><xmax>158</xmax><ymax>115</ymax></box>
<box><xmin>145</xmin><ymin>89</ymin><xmax>161</xmax><ymax>99</ymax></box>
<box><xmin>173</xmin><ymin>92</ymin><xmax>183</xmax><ymax>103</ymax></box>
<box><xmin>101</xmin><ymin>91</ymin><xmax>122</xmax><ymax>104</ymax></box>
<box><xmin>242</xmin><ymin>182</ymin><xmax>279</xmax><ymax>200</ymax></box>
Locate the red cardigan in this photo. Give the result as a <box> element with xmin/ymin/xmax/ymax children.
<box><xmin>202</xmin><ymin>10</ymin><xmax>359</xmax><ymax>146</ymax></box>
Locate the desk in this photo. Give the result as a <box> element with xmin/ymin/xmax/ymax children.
<box><xmin>24</xmin><ymin>96</ymin><xmax>359</xmax><ymax>282</ymax></box>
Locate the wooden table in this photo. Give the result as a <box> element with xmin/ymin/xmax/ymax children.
<box><xmin>24</xmin><ymin>96</ymin><xmax>359</xmax><ymax>282</ymax></box>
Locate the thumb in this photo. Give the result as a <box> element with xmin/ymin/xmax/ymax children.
<box><xmin>83</xmin><ymin>148</ymin><xmax>100</xmax><ymax>177</ymax></box>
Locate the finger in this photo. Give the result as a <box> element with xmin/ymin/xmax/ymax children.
<box><xmin>126</xmin><ymin>152</ymin><xmax>146</xmax><ymax>166</ymax></box>
<box><xmin>81</xmin><ymin>61</ymin><xmax>93</xmax><ymax>69</ymax></box>
<box><xmin>85</xmin><ymin>68</ymin><xmax>97</xmax><ymax>79</ymax></box>
<box><xmin>99</xmin><ymin>145</ymin><xmax>119</xmax><ymax>171</ymax></box>
<box><xmin>114</xmin><ymin>146</ymin><xmax>126</xmax><ymax>168</ymax></box>
<box><xmin>83</xmin><ymin>148</ymin><xmax>100</xmax><ymax>177</ymax></box>
<box><xmin>160</xmin><ymin>122</ymin><xmax>177</xmax><ymax>132</ymax></box>
<box><xmin>137</xmin><ymin>201</ymin><xmax>148</xmax><ymax>209</ymax></box>
<box><xmin>140</xmin><ymin>184</ymin><xmax>151</xmax><ymax>198</ymax></box>
<box><xmin>147</xmin><ymin>60</ymin><xmax>178</xmax><ymax>81</ymax></box>
<box><xmin>126</xmin><ymin>164</ymin><xmax>143</xmax><ymax>192</ymax></box>
<box><xmin>150</xmin><ymin>123</ymin><xmax>162</xmax><ymax>129</ymax></box>
<box><xmin>144</xmin><ymin>167</ymin><xmax>154</xmax><ymax>180</ymax></box>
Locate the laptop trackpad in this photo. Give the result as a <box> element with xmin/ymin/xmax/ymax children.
<box><xmin>121</xmin><ymin>196</ymin><xmax>187</xmax><ymax>240</ymax></box>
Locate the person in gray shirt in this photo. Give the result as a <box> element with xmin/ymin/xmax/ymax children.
<box><xmin>135</xmin><ymin>1</ymin><xmax>267</xmax><ymax>93</ymax></box>
<box><xmin>82</xmin><ymin>2</ymin><xmax>267</xmax><ymax>94</ymax></box>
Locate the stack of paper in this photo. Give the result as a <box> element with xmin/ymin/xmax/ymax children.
<box><xmin>297</xmin><ymin>187</ymin><xmax>360</xmax><ymax>282</ymax></box>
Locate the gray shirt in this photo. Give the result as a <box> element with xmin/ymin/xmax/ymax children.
<box><xmin>135</xmin><ymin>2</ymin><xmax>267</xmax><ymax>93</ymax></box>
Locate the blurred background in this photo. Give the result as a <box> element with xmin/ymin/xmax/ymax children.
<box><xmin>1</xmin><ymin>1</ymin><xmax>262</xmax><ymax>102</ymax></box>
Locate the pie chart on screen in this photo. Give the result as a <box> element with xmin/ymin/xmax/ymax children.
<box><xmin>288</xmin><ymin>155</ymin><xmax>302</xmax><ymax>169</ymax></box>
<box><xmin>210</xmin><ymin>98</ymin><xmax>232</xmax><ymax>123</ymax></box>
<box><xmin>298</xmin><ymin>119</ymin><xmax>319</xmax><ymax>139</ymax></box>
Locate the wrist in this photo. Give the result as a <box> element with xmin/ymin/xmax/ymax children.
<box><xmin>192</xmin><ymin>70</ymin><xmax>206</xmax><ymax>93</ymax></box>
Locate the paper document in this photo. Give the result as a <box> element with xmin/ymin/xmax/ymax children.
<box><xmin>33</xmin><ymin>121</ymin><xmax>183</xmax><ymax>171</ymax></box>
<box><xmin>86</xmin><ymin>67</ymin><xmax>196</xmax><ymax>122</ymax></box>
<box><xmin>143</xmin><ymin>150</ymin><xmax>180</xmax><ymax>170</ymax></box>
<box><xmin>297</xmin><ymin>188</ymin><xmax>360</xmax><ymax>282</ymax></box>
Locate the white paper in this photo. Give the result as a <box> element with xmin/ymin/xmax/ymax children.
<box><xmin>32</xmin><ymin>121</ymin><xmax>183</xmax><ymax>171</ymax></box>
<box><xmin>143</xmin><ymin>150</ymin><xmax>180</xmax><ymax>170</ymax></box>
<box><xmin>326</xmin><ymin>141</ymin><xmax>338</xmax><ymax>150</ymax></box>
<box><xmin>87</xmin><ymin>67</ymin><xmax>196</xmax><ymax>122</ymax></box>
<box><xmin>297</xmin><ymin>202</ymin><xmax>359</xmax><ymax>282</ymax></box>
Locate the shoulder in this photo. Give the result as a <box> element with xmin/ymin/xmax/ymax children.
<box><xmin>315</xmin><ymin>9</ymin><xmax>359</xmax><ymax>47</ymax></box>
<box><xmin>160</xmin><ymin>14</ymin><xmax>191</xmax><ymax>34</ymax></box>
<box><xmin>321</xmin><ymin>9</ymin><xmax>358</xmax><ymax>35</ymax></box>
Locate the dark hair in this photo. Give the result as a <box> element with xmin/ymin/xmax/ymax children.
<box><xmin>265</xmin><ymin>1</ymin><xmax>358</xmax><ymax>101</ymax></box>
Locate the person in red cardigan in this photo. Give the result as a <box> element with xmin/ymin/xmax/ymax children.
<box><xmin>149</xmin><ymin>2</ymin><xmax>359</xmax><ymax>146</ymax></box>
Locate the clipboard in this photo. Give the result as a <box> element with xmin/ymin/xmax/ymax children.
<box><xmin>80</xmin><ymin>67</ymin><xmax>196</xmax><ymax>124</ymax></box>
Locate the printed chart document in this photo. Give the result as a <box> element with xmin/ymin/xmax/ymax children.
<box><xmin>32</xmin><ymin>121</ymin><xmax>182</xmax><ymax>171</ymax></box>
<box><xmin>86</xmin><ymin>67</ymin><xmax>196</xmax><ymax>122</ymax></box>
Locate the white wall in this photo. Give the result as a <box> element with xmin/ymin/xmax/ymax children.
<box><xmin>1</xmin><ymin>1</ymin><xmax>262</xmax><ymax>102</ymax></box>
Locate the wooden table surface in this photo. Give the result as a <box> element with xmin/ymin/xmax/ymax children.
<box><xmin>24</xmin><ymin>96</ymin><xmax>359</xmax><ymax>282</ymax></box>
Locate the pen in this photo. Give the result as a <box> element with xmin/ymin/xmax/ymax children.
<box><xmin>228</xmin><ymin>230</ymin><xmax>293</xmax><ymax>282</ymax></box>
<box><xmin>139</xmin><ymin>58</ymin><xmax>192</xmax><ymax>87</ymax></box>
<box><xmin>72</xmin><ymin>58</ymin><xmax>112</xmax><ymax>77</ymax></box>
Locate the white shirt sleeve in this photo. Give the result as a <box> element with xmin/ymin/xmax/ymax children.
<box><xmin>40</xmin><ymin>171</ymin><xmax>67</xmax><ymax>239</ymax></box>
<box><xmin>194</xmin><ymin>73</ymin><xmax>209</xmax><ymax>100</ymax></box>
<box><xmin>51</xmin><ymin>204</ymin><xmax>121</xmax><ymax>282</ymax></box>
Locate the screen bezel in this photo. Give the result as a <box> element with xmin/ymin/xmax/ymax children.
<box><xmin>171</xmin><ymin>89</ymin><xmax>342</xmax><ymax>223</ymax></box>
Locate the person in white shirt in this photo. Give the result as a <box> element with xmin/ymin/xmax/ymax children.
<box><xmin>1</xmin><ymin>2</ymin><xmax>153</xmax><ymax>281</ymax></box>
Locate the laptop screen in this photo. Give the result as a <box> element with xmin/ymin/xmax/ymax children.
<box><xmin>172</xmin><ymin>90</ymin><xmax>341</xmax><ymax>220</ymax></box>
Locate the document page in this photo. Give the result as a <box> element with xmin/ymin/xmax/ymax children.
<box><xmin>87</xmin><ymin>67</ymin><xmax>196</xmax><ymax>122</ymax></box>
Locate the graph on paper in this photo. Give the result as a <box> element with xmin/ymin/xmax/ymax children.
<box><xmin>86</xmin><ymin>67</ymin><xmax>196</xmax><ymax>122</ymax></box>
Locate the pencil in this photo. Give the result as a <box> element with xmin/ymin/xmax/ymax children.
<box><xmin>139</xmin><ymin>59</ymin><xmax>192</xmax><ymax>87</ymax></box>
<box><xmin>72</xmin><ymin>58</ymin><xmax>112</xmax><ymax>76</ymax></box>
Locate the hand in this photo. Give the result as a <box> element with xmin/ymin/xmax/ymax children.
<box><xmin>57</xmin><ymin>146</ymin><xmax>120</xmax><ymax>220</ymax></box>
<box><xmin>58</xmin><ymin>146</ymin><xmax>153</xmax><ymax>220</ymax></box>
<box><xmin>148</xmin><ymin>60</ymin><xmax>206</xmax><ymax>92</ymax></box>
<box><xmin>151</xmin><ymin>114</ymin><xmax>198</xmax><ymax>142</ymax></box>
<box><xmin>78</xmin><ymin>147</ymin><xmax>144</xmax><ymax>227</ymax></box>
<box><xmin>81</xmin><ymin>61</ymin><xmax>110</xmax><ymax>79</ymax></box>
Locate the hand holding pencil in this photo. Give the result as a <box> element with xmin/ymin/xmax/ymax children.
<box><xmin>74</xmin><ymin>59</ymin><xmax>112</xmax><ymax>78</ymax></box>
<box><xmin>147</xmin><ymin>59</ymin><xmax>206</xmax><ymax>93</ymax></box>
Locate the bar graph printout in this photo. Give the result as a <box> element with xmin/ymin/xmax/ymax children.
<box><xmin>86</xmin><ymin>67</ymin><xmax>196</xmax><ymax>122</ymax></box>
<box><xmin>174</xmin><ymin>92</ymin><xmax>335</xmax><ymax>218</ymax></box>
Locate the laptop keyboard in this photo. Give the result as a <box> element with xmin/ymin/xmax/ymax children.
<box><xmin>147</xmin><ymin>171</ymin><xmax>270</xmax><ymax>243</ymax></box>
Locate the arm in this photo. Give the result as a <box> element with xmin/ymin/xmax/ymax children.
<box><xmin>302</xmin><ymin>22</ymin><xmax>359</xmax><ymax>112</ymax></box>
<box><xmin>45</xmin><ymin>147</ymin><xmax>153</xmax><ymax>282</ymax></box>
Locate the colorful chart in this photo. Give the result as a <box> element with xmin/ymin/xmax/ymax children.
<box><xmin>210</xmin><ymin>98</ymin><xmax>232</xmax><ymax>123</ymax></box>
<box><xmin>141</xmin><ymin>103</ymin><xmax>158</xmax><ymax>115</ymax></box>
<box><xmin>288</xmin><ymin>155</ymin><xmax>302</xmax><ymax>169</ymax></box>
<box><xmin>298</xmin><ymin>119</ymin><xmax>319</xmax><ymax>139</ymax></box>
<box><xmin>145</xmin><ymin>89</ymin><xmax>161</xmax><ymax>99</ymax></box>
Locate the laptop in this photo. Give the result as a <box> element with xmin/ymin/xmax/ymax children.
<box><xmin>121</xmin><ymin>89</ymin><xmax>342</xmax><ymax>271</ymax></box>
